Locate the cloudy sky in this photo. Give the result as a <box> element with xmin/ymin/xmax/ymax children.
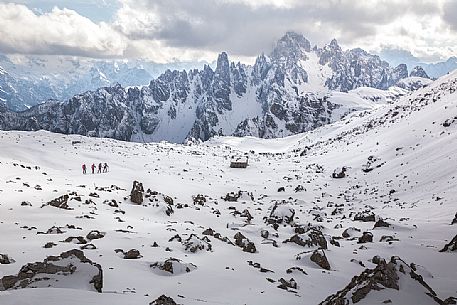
<box><xmin>0</xmin><ymin>0</ymin><xmax>456</xmax><ymax>63</ymax></box>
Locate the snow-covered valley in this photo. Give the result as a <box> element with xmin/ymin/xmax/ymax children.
<box><xmin>0</xmin><ymin>70</ymin><xmax>456</xmax><ymax>305</ymax></box>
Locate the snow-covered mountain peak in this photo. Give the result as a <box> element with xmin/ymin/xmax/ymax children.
<box><xmin>0</xmin><ymin>32</ymin><xmax>440</xmax><ymax>143</ymax></box>
<box><xmin>410</xmin><ymin>65</ymin><xmax>430</xmax><ymax>79</ymax></box>
<box><xmin>271</xmin><ymin>32</ymin><xmax>312</xmax><ymax>64</ymax></box>
<box><xmin>329</xmin><ymin>38</ymin><xmax>340</xmax><ymax>49</ymax></box>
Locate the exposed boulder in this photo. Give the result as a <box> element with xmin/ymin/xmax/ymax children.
<box><xmin>130</xmin><ymin>181</ymin><xmax>144</xmax><ymax>204</ymax></box>
<box><xmin>0</xmin><ymin>254</ymin><xmax>14</xmax><ymax>264</ymax></box>
<box><xmin>277</xmin><ymin>277</ymin><xmax>298</xmax><ymax>291</ymax></box>
<box><xmin>283</xmin><ymin>229</ymin><xmax>327</xmax><ymax>250</ymax></box>
<box><xmin>202</xmin><ymin>228</ymin><xmax>215</xmax><ymax>236</ymax></box>
<box><xmin>80</xmin><ymin>244</ymin><xmax>97</xmax><ymax>250</ymax></box>
<box><xmin>86</xmin><ymin>230</ymin><xmax>105</xmax><ymax>240</ymax></box>
<box><xmin>310</xmin><ymin>249</ymin><xmax>331</xmax><ymax>270</ymax></box>
<box><xmin>44</xmin><ymin>242</ymin><xmax>57</xmax><ymax>249</ymax></box>
<box><xmin>44</xmin><ymin>194</ymin><xmax>72</xmax><ymax>210</ymax></box>
<box><xmin>150</xmin><ymin>258</ymin><xmax>197</xmax><ymax>275</ymax></box>
<box><xmin>374</xmin><ymin>218</ymin><xmax>391</xmax><ymax>228</ymax></box>
<box><xmin>223</xmin><ymin>190</ymin><xmax>254</xmax><ymax>202</ymax></box>
<box><xmin>362</xmin><ymin>156</ymin><xmax>385</xmax><ymax>173</ymax></box>
<box><xmin>192</xmin><ymin>194</ymin><xmax>207</xmax><ymax>205</ymax></box>
<box><xmin>233</xmin><ymin>232</ymin><xmax>257</xmax><ymax>253</ymax></box>
<box><xmin>439</xmin><ymin>235</ymin><xmax>457</xmax><ymax>252</ymax></box>
<box><xmin>62</xmin><ymin>236</ymin><xmax>88</xmax><ymax>244</ymax></box>
<box><xmin>150</xmin><ymin>295</ymin><xmax>178</xmax><ymax>305</ymax></box>
<box><xmin>332</xmin><ymin>167</ymin><xmax>347</xmax><ymax>178</ymax></box>
<box><xmin>380</xmin><ymin>235</ymin><xmax>399</xmax><ymax>243</ymax></box>
<box><xmin>182</xmin><ymin>234</ymin><xmax>212</xmax><ymax>253</ymax></box>
<box><xmin>452</xmin><ymin>213</ymin><xmax>457</xmax><ymax>225</ymax></box>
<box><xmin>38</xmin><ymin>226</ymin><xmax>64</xmax><ymax>235</ymax></box>
<box><xmin>319</xmin><ymin>256</ymin><xmax>445</xmax><ymax>305</ymax></box>
<box><xmin>115</xmin><ymin>248</ymin><xmax>142</xmax><ymax>259</ymax></box>
<box><xmin>0</xmin><ymin>249</ymin><xmax>102</xmax><ymax>292</ymax></box>
<box><xmin>342</xmin><ymin>227</ymin><xmax>361</xmax><ymax>238</ymax></box>
<box><xmin>143</xmin><ymin>189</ymin><xmax>175</xmax><ymax>216</ymax></box>
<box><xmin>354</xmin><ymin>211</ymin><xmax>376</xmax><ymax>222</ymax></box>
<box><xmin>265</xmin><ymin>201</ymin><xmax>295</xmax><ymax>229</ymax></box>
<box><xmin>295</xmin><ymin>249</ymin><xmax>331</xmax><ymax>270</ymax></box>
<box><xmin>358</xmin><ymin>232</ymin><xmax>374</xmax><ymax>244</ymax></box>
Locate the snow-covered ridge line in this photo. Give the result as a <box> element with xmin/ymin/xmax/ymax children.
<box><xmin>0</xmin><ymin>32</ymin><xmax>433</xmax><ymax>143</ymax></box>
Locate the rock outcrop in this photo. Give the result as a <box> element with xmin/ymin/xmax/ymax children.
<box><xmin>130</xmin><ymin>181</ymin><xmax>144</xmax><ymax>204</ymax></box>
<box><xmin>319</xmin><ymin>256</ymin><xmax>445</xmax><ymax>304</ymax></box>
<box><xmin>439</xmin><ymin>235</ymin><xmax>457</xmax><ymax>252</ymax></box>
<box><xmin>234</xmin><ymin>232</ymin><xmax>257</xmax><ymax>253</ymax></box>
<box><xmin>150</xmin><ymin>258</ymin><xmax>197</xmax><ymax>275</ymax></box>
<box><xmin>0</xmin><ymin>249</ymin><xmax>102</xmax><ymax>292</ymax></box>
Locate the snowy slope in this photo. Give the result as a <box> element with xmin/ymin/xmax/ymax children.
<box><xmin>0</xmin><ymin>70</ymin><xmax>456</xmax><ymax>305</ymax></box>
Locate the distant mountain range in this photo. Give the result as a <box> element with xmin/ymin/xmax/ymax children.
<box><xmin>0</xmin><ymin>32</ymin><xmax>434</xmax><ymax>143</ymax></box>
<box><xmin>380</xmin><ymin>48</ymin><xmax>457</xmax><ymax>79</ymax></box>
<box><xmin>0</xmin><ymin>54</ymin><xmax>207</xmax><ymax>111</ymax></box>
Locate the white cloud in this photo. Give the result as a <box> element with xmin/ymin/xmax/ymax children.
<box><xmin>0</xmin><ymin>3</ymin><xmax>126</xmax><ymax>57</ymax></box>
<box><xmin>0</xmin><ymin>0</ymin><xmax>455</xmax><ymax>63</ymax></box>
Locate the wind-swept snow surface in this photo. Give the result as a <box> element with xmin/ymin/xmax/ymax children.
<box><xmin>1</xmin><ymin>71</ymin><xmax>457</xmax><ymax>304</ymax></box>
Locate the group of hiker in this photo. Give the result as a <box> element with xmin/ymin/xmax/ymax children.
<box><xmin>82</xmin><ymin>162</ymin><xmax>109</xmax><ymax>174</ymax></box>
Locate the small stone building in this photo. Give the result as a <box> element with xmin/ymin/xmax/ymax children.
<box><xmin>230</xmin><ymin>156</ymin><xmax>249</xmax><ymax>168</ymax></box>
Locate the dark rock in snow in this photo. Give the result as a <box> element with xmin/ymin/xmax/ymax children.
<box><xmin>234</xmin><ymin>232</ymin><xmax>257</xmax><ymax>253</ymax></box>
<box><xmin>150</xmin><ymin>258</ymin><xmax>197</xmax><ymax>275</ymax></box>
<box><xmin>130</xmin><ymin>181</ymin><xmax>144</xmax><ymax>204</ymax></box>
<box><xmin>192</xmin><ymin>194</ymin><xmax>206</xmax><ymax>205</ymax></box>
<box><xmin>358</xmin><ymin>232</ymin><xmax>374</xmax><ymax>244</ymax></box>
<box><xmin>354</xmin><ymin>211</ymin><xmax>376</xmax><ymax>222</ymax></box>
<box><xmin>63</xmin><ymin>236</ymin><xmax>88</xmax><ymax>244</ymax></box>
<box><xmin>182</xmin><ymin>234</ymin><xmax>212</xmax><ymax>253</ymax></box>
<box><xmin>115</xmin><ymin>249</ymin><xmax>142</xmax><ymax>259</ymax></box>
<box><xmin>86</xmin><ymin>230</ymin><xmax>105</xmax><ymax>240</ymax></box>
<box><xmin>342</xmin><ymin>227</ymin><xmax>361</xmax><ymax>238</ymax></box>
<box><xmin>319</xmin><ymin>256</ymin><xmax>446</xmax><ymax>305</ymax></box>
<box><xmin>310</xmin><ymin>249</ymin><xmax>331</xmax><ymax>270</ymax></box>
<box><xmin>439</xmin><ymin>235</ymin><xmax>457</xmax><ymax>252</ymax></box>
<box><xmin>81</xmin><ymin>244</ymin><xmax>97</xmax><ymax>250</ymax></box>
<box><xmin>277</xmin><ymin>277</ymin><xmax>298</xmax><ymax>291</ymax></box>
<box><xmin>43</xmin><ymin>242</ymin><xmax>57</xmax><ymax>249</ymax></box>
<box><xmin>202</xmin><ymin>228</ymin><xmax>215</xmax><ymax>236</ymax></box>
<box><xmin>374</xmin><ymin>218</ymin><xmax>391</xmax><ymax>228</ymax></box>
<box><xmin>0</xmin><ymin>249</ymin><xmax>103</xmax><ymax>292</ymax></box>
<box><xmin>44</xmin><ymin>194</ymin><xmax>71</xmax><ymax>210</ymax></box>
<box><xmin>150</xmin><ymin>295</ymin><xmax>178</xmax><ymax>305</ymax></box>
<box><xmin>283</xmin><ymin>229</ymin><xmax>327</xmax><ymax>250</ymax></box>
<box><xmin>265</xmin><ymin>201</ymin><xmax>295</xmax><ymax>229</ymax></box>
<box><xmin>332</xmin><ymin>167</ymin><xmax>347</xmax><ymax>179</ymax></box>
<box><xmin>0</xmin><ymin>254</ymin><xmax>14</xmax><ymax>264</ymax></box>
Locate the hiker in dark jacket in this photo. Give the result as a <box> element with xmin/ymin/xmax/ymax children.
<box><xmin>91</xmin><ymin>163</ymin><xmax>95</xmax><ymax>174</ymax></box>
<box><xmin>98</xmin><ymin>163</ymin><xmax>102</xmax><ymax>173</ymax></box>
<box><xmin>103</xmin><ymin>162</ymin><xmax>109</xmax><ymax>173</ymax></box>
<box><xmin>82</xmin><ymin>164</ymin><xmax>86</xmax><ymax>174</ymax></box>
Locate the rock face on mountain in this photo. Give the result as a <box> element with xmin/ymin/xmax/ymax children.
<box><xmin>0</xmin><ymin>57</ymin><xmax>154</xmax><ymax>112</ymax></box>
<box><xmin>0</xmin><ymin>32</ymin><xmax>414</xmax><ymax>143</ymax></box>
<box><xmin>410</xmin><ymin>66</ymin><xmax>430</xmax><ymax>79</ymax></box>
<box><xmin>0</xmin><ymin>66</ymin><xmax>56</xmax><ymax>111</ymax></box>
